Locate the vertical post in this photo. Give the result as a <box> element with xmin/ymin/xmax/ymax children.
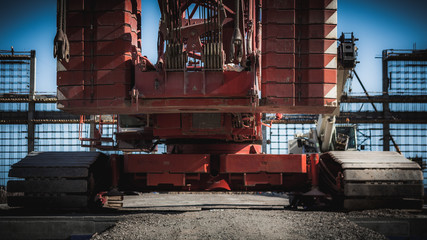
<box><xmin>261</xmin><ymin>113</ymin><xmax>267</xmax><ymax>153</ymax></box>
<box><xmin>89</xmin><ymin>115</ymin><xmax>96</xmax><ymax>152</ymax></box>
<box><xmin>29</xmin><ymin>50</ymin><xmax>36</xmax><ymax>100</ymax></box>
<box><xmin>382</xmin><ymin>50</ymin><xmax>390</xmax><ymax>151</ymax></box>
<box><xmin>110</xmin><ymin>154</ymin><xmax>120</xmax><ymax>189</ymax></box>
<box><xmin>27</xmin><ymin>50</ymin><xmax>36</xmax><ymax>153</ymax></box>
<box><xmin>309</xmin><ymin>154</ymin><xmax>319</xmax><ymax>187</ymax></box>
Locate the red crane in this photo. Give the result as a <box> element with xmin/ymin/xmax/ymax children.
<box><xmin>7</xmin><ymin>0</ymin><xmax>424</xmax><ymax>210</ymax></box>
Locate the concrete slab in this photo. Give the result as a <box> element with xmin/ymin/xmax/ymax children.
<box><xmin>123</xmin><ymin>192</ymin><xmax>289</xmax><ymax>210</ymax></box>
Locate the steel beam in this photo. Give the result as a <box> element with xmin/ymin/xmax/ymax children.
<box><xmin>341</xmin><ymin>95</ymin><xmax>427</xmax><ymax>103</ymax></box>
<box><xmin>382</xmin><ymin>50</ymin><xmax>390</xmax><ymax>151</ymax></box>
<box><xmin>27</xmin><ymin>51</ymin><xmax>36</xmax><ymax>153</ymax></box>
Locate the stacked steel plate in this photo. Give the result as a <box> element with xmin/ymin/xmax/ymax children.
<box><xmin>261</xmin><ymin>0</ymin><xmax>337</xmax><ymax>110</ymax></box>
<box><xmin>57</xmin><ymin>0</ymin><xmax>141</xmax><ymax>111</ymax></box>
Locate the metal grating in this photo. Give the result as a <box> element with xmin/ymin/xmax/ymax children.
<box><xmin>0</xmin><ymin>50</ymin><xmax>31</xmax><ymax>95</ymax></box>
<box><xmin>387</xmin><ymin>58</ymin><xmax>427</xmax><ymax>95</ymax></box>
<box><xmin>35</xmin><ymin>124</ymin><xmax>85</xmax><ymax>152</ymax></box>
<box><xmin>0</xmin><ymin>125</ymin><xmax>27</xmax><ymax>186</ymax></box>
<box><xmin>267</xmin><ymin>123</ymin><xmax>315</xmax><ymax>154</ymax></box>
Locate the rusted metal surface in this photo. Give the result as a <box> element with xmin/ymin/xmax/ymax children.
<box><xmin>0</xmin><ymin>95</ymin><xmax>57</xmax><ymax>103</ymax></box>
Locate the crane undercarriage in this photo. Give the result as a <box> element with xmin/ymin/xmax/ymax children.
<box><xmin>7</xmin><ymin>0</ymin><xmax>424</xmax><ymax>210</ymax></box>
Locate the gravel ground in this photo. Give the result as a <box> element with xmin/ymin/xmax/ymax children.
<box><xmin>92</xmin><ymin>209</ymin><xmax>388</xmax><ymax>240</ymax></box>
<box><xmin>0</xmin><ymin>193</ymin><xmax>423</xmax><ymax>239</ymax></box>
<box><xmin>90</xmin><ymin>193</ymin><xmax>427</xmax><ymax>240</ymax></box>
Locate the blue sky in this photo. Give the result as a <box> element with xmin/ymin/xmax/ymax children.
<box><xmin>0</xmin><ymin>0</ymin><xmax>426</xmax><ymax>94</ymax></box>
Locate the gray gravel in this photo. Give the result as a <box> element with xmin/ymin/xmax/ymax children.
<box><xmin>91</xmin><ymin>193</ymin><xmax>427</xmax><ymax>239</ymax></box>
<box><xmin>92</xmin><ymin>209</ymin><xmax>386</xmax><ymax>240</ymax></box>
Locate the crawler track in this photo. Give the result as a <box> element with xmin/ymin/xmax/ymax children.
<box><xmin>7</xmin><ymin>152</ymin><xmax>110</xmax><ymax>209</ymax></box>
<box><xmin>319</xmin><ymin>151</ymin><xmax>424</xmax><ymax>210</ymax></box>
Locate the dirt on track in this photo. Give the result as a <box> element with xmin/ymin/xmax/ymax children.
<box><xmin>92</xmin><ymin>209</ymin><xmax>386</xmax><ymax>240</ymax></box>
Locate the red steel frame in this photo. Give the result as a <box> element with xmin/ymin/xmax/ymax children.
<box><xmin>121</xmin><ymin>153</ymin><xmax>316</xmax><ymax>191</ymax></box>
<box><xmin>56</xmin><ymin>0</ymin><xmax>337</xmax><ymax>192</ymax></box>
<box><xmin>58</xmin><ymin>0</ymin><xmax>337</xmax><ymax>115</ymax></box>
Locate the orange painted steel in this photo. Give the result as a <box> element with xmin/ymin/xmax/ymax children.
<box><xmin>309</xmin><ymin>154</ymin><xmax>320</xmax><ymax>187</ymax></box>
<box><xmin>124</xmin><ymin>154</ymin><xmax>210</xmax><ymax>173</ymax></box>
<box><xmin>220</xmin><ymin>154</ymin><xmax>307</xmax><ymax>173</ymax></box>
<box><xmin>123</xmin><ymin>153</ymin><xmax>310</xmax><ymax>190</ymax></box>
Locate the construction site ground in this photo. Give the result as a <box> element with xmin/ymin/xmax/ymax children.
<box><xmin>0</xmin><ymin>192</ymin><xmax>426</xmax><ymax>240</ymax></box>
